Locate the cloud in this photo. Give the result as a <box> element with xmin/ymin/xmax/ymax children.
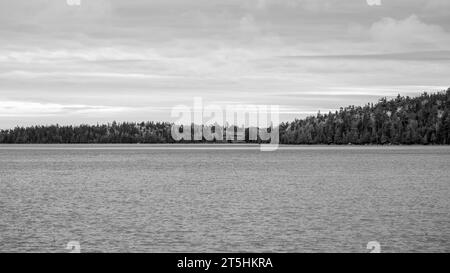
<box><xmin>0</xmin><ymin>48</ymin><xmax>161</xmax><ymax>63</ymax></box>
<box><xmin>280</xmin><ymin>50</ymin><xmax>450</xmax><ymax>61</ymax></box>
<box><xmin>0</xmin><ymin>101</ymin><xmax>128</xmax><ymax>117</ymax></box>
<box><xmin>370</xmin><ymin>14</ymin><xmax>450</xmax><ymax>51</ymax></box>
<box><xmin>239</xmin><ymin>14</ymin><xmax>260</xmax><ymax>33</ymax></box>
<box><xmin>0</xmin><ymin>1</ymin><xmax>449</xmax><ymax>128</ymax></box>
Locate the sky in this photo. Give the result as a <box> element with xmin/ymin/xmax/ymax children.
<box><xmin>0</xmin><ymin>0</ymin><xmax>449</xmax><ymax>129</ymax></box>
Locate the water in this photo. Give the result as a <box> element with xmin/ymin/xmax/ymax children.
<box><xmin>0</xmin><ymin>145</ymin><xmax>449</xmax><ymax>253</ymax></box>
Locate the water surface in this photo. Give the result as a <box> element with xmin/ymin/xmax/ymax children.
<box><xmin>0</xmin><ymin>145</ymin><xmax>449</xmax><ymax>252</ymax></box>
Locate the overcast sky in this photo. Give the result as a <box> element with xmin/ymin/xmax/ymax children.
<box><xmin>0</xmin><ymin>0</ymin><xmax>449</xmax><ymax>128</ymax></box>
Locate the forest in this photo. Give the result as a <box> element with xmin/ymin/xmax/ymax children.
<box><xmin>280</xmin><ymin>88</ymin><xmax>450</xmax><ymax>145</ymax></box>
<box><xmin>1</xmin><ymin>88</ymin><xmax>449</xmax><ymax>145</ymax></box>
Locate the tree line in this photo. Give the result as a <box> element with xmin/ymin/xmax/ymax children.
<box><xmin>1</xmin><ymin>88</ymin><xmax>449</xmax><ymax>144</ymax></box>
<box><xmin>280</xmin><ymin>88</ymin><xmax>450</xmax><ymax>144</ymax></box>
<box><xmin>0</xmin><ymin>121</ymin><xmax>174</xmax><ymax>144</ymax></box>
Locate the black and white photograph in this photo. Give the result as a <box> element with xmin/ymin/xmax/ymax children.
<box><xmin>0</xmin><ymin>0</ymin><xmax>449</xmax><ymax>261</ymax></box>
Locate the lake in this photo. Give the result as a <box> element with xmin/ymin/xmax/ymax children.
<box><xmin>0</xmin><ymin>145</ymin><xmax>449</xmax><ymax>253</ymax></box>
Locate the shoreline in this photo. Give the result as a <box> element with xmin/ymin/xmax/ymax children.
<box><xmin>1</xmin><ymin>143</ymin><xmax>449</xmax><ymax>150</ymax></box>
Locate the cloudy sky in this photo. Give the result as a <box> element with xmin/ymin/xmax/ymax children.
<box><xmin>0</xmin><ymin>0</ymin><xmax>449</xmax><ymax>128</ymax></box>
